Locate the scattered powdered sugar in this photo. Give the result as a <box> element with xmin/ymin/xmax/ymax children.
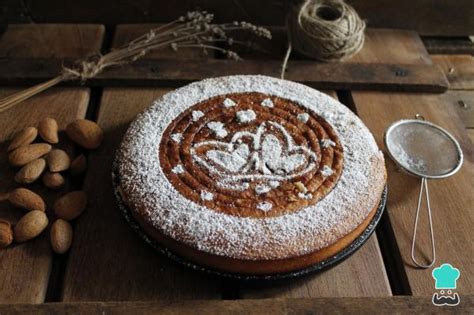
<box><xmin>255</xmin><ymin>184</ymin><xmax>271</xmax><ymax>194</ymax></box>
<box><xmin>320</xmin><ymin>138</ymin><xmax>336</xmax><ymax>148</ymax></box>
<box><xmin>321</xmin><ymin>165</ymin><xmax>334</xmax><ymax>177</ymax></box>
<box><xmin>118</xmin><ymin>75</ymin><xmax>385</xmax><ymax>260</ymax></box>
<box><xmin>297</xmin><ymin>113</ymin><xmax>309</xmax><ymax>123</ymax></box>
<box><xmin>200</xmin><ymin>191</ymin><xmax>214</xmax><ymax>201</ymax></box>
<box><xmin>207</xmin><ymin>121</ymin><xmax>228</xmax><ymax>138</ymax></box>
<box><xmin>223</xmin><ymin>98</ymin><xmax>236</xmax><ymax>108</ymax></box>
<box><xmin>171</xmin><ymin>164</ymin><xmax>185</xmax><ymax>174</ymax></box>
<box><xmin>192</xmin><ymin>110</ymin><xmax>204</xmax><ymax>121</ymax></box>
<box><xmin>269</xmin><ymin>180</ymin><xmax>280</xmax><ymax>188</ymax></box>
<box><xmin>261</xmin><ymin>98</ymin><xmax>274</xmax><ymax>108</ymax></box>
<box><xmin>236</xmin><ymin>110</ymin><xmax>256</xmax><ymax>123</ymax></box>
<box><xmin>298</xmin><ymin>192</ymin><xmax>313</xmax><ymax>200</ymax></box>
<box><xmin>171</xmin><ymin>133</ymin><xmax>183</xmax><ymax>143</ymax></box>
<box><xmin>257</xmin><ymin>201</ymin><xmax>273</xmax><ymax>212</ymax></box>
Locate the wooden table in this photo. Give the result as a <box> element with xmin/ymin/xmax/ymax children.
<box><xmin>0</xmin><ymin>24</ymin><xmax>472</xmax><ymax>313</ymax></box>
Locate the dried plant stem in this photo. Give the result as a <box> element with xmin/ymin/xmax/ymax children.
<box><xmin>0</xmin><ymin>75</ymin><xmax>68</xmax><ymax>113</ymax></box>
<box><xmin>0</xmin><ymin>11</ymin><xmax>271</xmax><ymax>113</ymax></box>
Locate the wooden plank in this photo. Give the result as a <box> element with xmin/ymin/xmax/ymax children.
<box><xmin>349</xmin><ymin>26</ymin><xmax>473</xmax><ymax>296</ymax></box>
<box><xmin>62</xmin><ymin>88</ymin><xmax>222</xmax><ymax>301</ymax></box>
<box><xmin>423</xmin><ymin>37</ymin><xmax>474</xmax><ymax>55</ymax></box>
<box><xmin>112</xmin><ymin>24</ymin><xmax>214</xmax><ymax>59</ymax></box>
<box><xmin>4</xmin><ymin>0</ymin><xmax>474</xmax><ymax>36</ymax></box>
<box><xmin>352</xmin><ymin>29</ymin><xmax>432</xmax><ymax>65</ymax></box>
<box><xmin>432</xmin><ymin>55</ymin><xmax>474</xmax><ymax>90</ymax></box>
<box><xmin>349</xmin><ymin>0</ymin><xmax>474</xmax><ymax>36</ymax></box>
<box><xmin>0</xmin><ymin>88</ymin><xmax>89</xmax><ymax>303</ymax></box>
<box><xmin>439</xmin><ymin>91</ymin><xmax>474</xmax><ymax>128</ymax></box>
<box><xmin>352</xmin><ymin>92</ymin><xmax>474</xmax><ymax>296</ymax></box>
<box><xmin>240</xmin><ymin>91</ymin><xmax>391</xmax><ymax>298</ymax></box>
<box><xmin>0</xmin><ymin>296</ymin><xmax>473</xmax><ymax>314</ymax></box>
<box><xmin>0</xmin><ymin>23</ymin><xmax>102</xmax><ymax>304</ymax></box>
<box><xmin>0</xmin><ymin>58</ymin><xmax>449</xmax><ymax>93</ymax></box>
<box><xmin>0</xmin><ymin>24</ymin><xmax>104</xmax><ymax>58</ymax></box>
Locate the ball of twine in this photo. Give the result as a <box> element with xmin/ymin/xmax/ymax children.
<box><xmin>288</xmin><ymin>0</ymin><xmax>366</xmax><ymax>61</ymax></box>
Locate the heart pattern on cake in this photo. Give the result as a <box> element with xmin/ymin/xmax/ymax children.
<box><xmin>191</xmin><ymin>121</ymin><xmax>318</xmax><ymax>191</ymax></box>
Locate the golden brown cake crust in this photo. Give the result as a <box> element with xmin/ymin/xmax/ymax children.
<box><xmin>116</xmin><ymin>75</ymin><xmax>386</xmax><ymax>272</ymax></box>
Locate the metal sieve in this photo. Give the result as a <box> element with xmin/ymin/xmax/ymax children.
<box><xmin>384</xmin><ymin>115</ymin><xmax>463</xmax><ymax>268</ymax></box>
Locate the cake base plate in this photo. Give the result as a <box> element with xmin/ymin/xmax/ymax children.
<box><xmin>112</xmin><ymin>164</ymin><xmax>387</xmax><ymax>281</ymax></box>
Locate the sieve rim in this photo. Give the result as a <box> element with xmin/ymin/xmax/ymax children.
<box><xmin>384</xmin><ymin>119</ymin><xmax>464</xmax><ymax>179</ymax></box>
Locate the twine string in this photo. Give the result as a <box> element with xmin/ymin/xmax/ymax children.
<box><xmin>281</xmin><ymin>0</ymin><xmax>365</xmax><ymax>79</ymax></box>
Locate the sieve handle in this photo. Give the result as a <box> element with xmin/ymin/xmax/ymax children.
<box><xmin>411</xmin><ymin>177</ymin><xmax>436</xmax><ymax>268</ymax></box>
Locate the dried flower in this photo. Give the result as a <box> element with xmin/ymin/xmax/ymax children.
<box><xmin>0</xmin><ymin>11</ymin><xmax>272</xmax><ymax>113</ymax></box>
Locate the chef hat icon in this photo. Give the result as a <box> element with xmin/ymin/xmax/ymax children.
<box><xmin>432</xmin><ymin>264</ymin><xmax>460</xmax><ymax>289</ymax></box>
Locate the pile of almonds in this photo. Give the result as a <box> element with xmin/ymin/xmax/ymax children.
<box><xmin>0</xmin><ymin>118</ymin><xmax>103</xmax><ymax>254</ymax></box>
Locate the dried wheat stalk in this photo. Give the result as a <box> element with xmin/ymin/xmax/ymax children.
<box><xmin>0</xmin><ymin>11</ymin><xmax>271</xmax><ymax>113</ymax></box>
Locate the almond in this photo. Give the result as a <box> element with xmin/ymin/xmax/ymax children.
<box><xmin>14</xmin><ymin>158</ymin><xmax>46</xmax><ymax>184</ymax></box>
<box><xmin>42</xmin><ymin>172</ymin><xmax>65</xmax><ymax>190</ymax></box>
<box><xmin>8</xmin><ymin>143</ymin><xmax>52</xmax><ymax>167</ymax></box>
<box><xmin>0</xmin><ymin>220</ymin><xmax>13</xmax><ymax>248</ymax></box>
<box><xmin>66</xmin><ymin>119</ymin><xmax>103</xmax><ymax>149</ymax></box>
<box><xmin>38</xmin><ymin>117</ymin><xmax>59</xmax><ymax>144</ymax></box>
<box><xmin>7</xmin><ymin>127</ymin><xmax>38</xmax><ymax>152</ymax></box>
<box><xmin>70</xmin><ymin>154</ymin><xmax>87</xmax><ymax>175</ymax></box>
<box><xmin>50</xmin><ymin>219</ymin><xmax>73</xmax><ymax>254</ymax></box>
<box><xmin>8</xmin><ymin>188</ymin><xmax>46</xmax><ymax>212</ymax></box>
<box><xmin>46</xmin><ymin>149</ymin><xmax>70</xmax><ymax>172</ymax></box>
<box><xmin>14</xmin><ymin>210</ymin><xmax>48</xmax><ymax>242</ymax></box>
<box><xmin>54</xmin><ymin>191</ymin><xmax>87</xmax><ymax>220</ymax></box>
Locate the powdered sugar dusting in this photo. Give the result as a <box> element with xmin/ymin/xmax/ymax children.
<box><xmin>192</xmin><ymin>110</ymin><xmax>204</xmax><ymax>121</ymax></box>
<box><xmin>117</xmin><ymin>75</ymin><xmax>385</xmax><ymax>260</ymax></box>
<box><xmin>321</xmin><ymin>165</ymin><xmax>334</xmax><ymax>177</ymax></box>
<box><xmin>257</xmin><ymin>201</ymin><xmax>273</xmax><ymax>212</ymax></box>
<box><xmin>297</xmin><ymin>113</ymin><xmax>309</xmax><ymax>123</ymax></box>
<box><xmin>223</xmin><ymin>98</ymin><xmax>236</xmax><ymax>108</ymax></box>
<box><xmin>200</xmin><ymin>191</ymin><xmax>214</xmax><ymax>201</ymax></box>
<box><xmin>172</xmin><ymin>164</ymin><xmax>185</xmax><ymax>174</ymax></box>
<box><xmin>171</xmin><ymin>133</ymin><xmax>183</xmax><ymax>143</ymax></box>
<box><xmin>236</xmin><ymin>110</ymin><xmax>256</xmax><ymax>123</ymax></box>
<box><xmin>261</xmin><ymin>98</ymin><xmax>274</xmax><ymax>108</ymax></box>
<box><xmin>321</xmin><ymin>138</ymin><xmax>336</xmax><ymax>148</ymax></box>
<box><xmin>207</xmin><ymin>121</ymin><xmax>228</xmax><ymax>138</ymax></box>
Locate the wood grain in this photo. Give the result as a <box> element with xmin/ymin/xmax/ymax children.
<box><xmin>0</xmin><ymin>24</ymin><xmax>104</xmax><ymax>58</ymax></box>
<box><xmin>349</xmin><ymin>26</ymin><xmax>473</xmax><ymax>296</ymax></box>
<box><xmin>0</xmin><ymin>88</ymin><xmax>89</xmax><ymax>303</ymax></box>
<box><xmin>62</xmin><ymin>88</ymin><xmax>222</xmax><ymax>301</ymax></box>
<box><xmin>240</xmin><ymin>91</ymin><xmax>391</xmax><ymax>298</ymax></box>
<box><xmin>439</xmin><ymin>91</ymin><xmax>474</xmax><ymax>128</ymax></box>
<box><xmin>0</xmin><ymin>58</ymin><xmax>449</xmax><ymax>93</ymax></box>
<box><xmin>0</xmin><ymin>296</ymin><xmax>472</xmax><ymax>314</ymax></box>
<box><xmin>0</xmin><ymin>23</ymin><xmax>102</xmax><ymax>304</ymax></box>
<box><xmin>432</xmin><ymin>55</ymin><xmax>474</xmax><ymax>90</ymax></box>
<box><xmin>352</xmin><ymin>92</ymin><xmax>474</xmax><ymax>296</ymax></box>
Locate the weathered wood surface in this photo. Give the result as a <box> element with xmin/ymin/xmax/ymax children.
<box><xmin>0</xmin><ymin>23</ymin><xmax>102</xmax><ymax>304</ymax></box>
<box><xmin>439</xmin><ymin>91</ymin><xmax>474</xmax><ymax>129</ymax></box>
<box><xmin>349</xmin><ymin>26</ymin><xmax>474</xmax><ymax>296</ymax></box>
<box><xmin>353</xmin><ymin>91</ymin><xmax>474</xmax><ymax>296</ymax></box>
<box><xmin>432</xmin><ymin>55</ymin><xmax>474</xmax><ymax>90</ymax></box>
<box><xmin>2</xmin><ymin>0</ymin><xmax>473</xmax><ymax>36</ymax></box>
<box><xmin>61</xmin><ymin>88</ymin><xmax>222</xmax><ymax>301</ymax></box>
<box><xmin>423</xmin><ymin>37</ymin><xmax>474</xmax><ymax>55</ymax></box>
<box><xmin>0</xmin><ymin>58</ymin><xmax>449</xmax><ymax>93</ymax></box>
<box><xmin>0</xmin><ymin>24</ymin><xmax>104</xmax><ymax>58</ymax></box>
<box><xmin>240</xmin><ymin>92</ymin><xmax>391</xmax><ymax>298</ymax></box>
<box><xmin>1</xmin><ymin>296</ymin><xmax>473</xmax><ymax>315</ymax></box>
<box><xmin>0</xmin><ymin>88</ymin><xmax>89</xmax><ymax>304</ymax></box>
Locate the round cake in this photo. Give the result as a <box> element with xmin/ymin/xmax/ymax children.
<box><xmin>116</xmin><ymin>75</ymin><xmax>386</xmax><ymax>275</ymax></box>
